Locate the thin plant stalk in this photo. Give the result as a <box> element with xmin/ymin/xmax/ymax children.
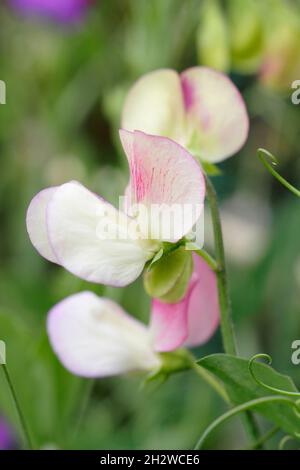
<box><xmin>1</xmin><ymin>364</ymin><xmax>33</xmax><ymax>450</ymax></box>
<box><xmin>205</xmin><ymin>176</ymin><xmax>261</xmax><ymax>444</ymax></box>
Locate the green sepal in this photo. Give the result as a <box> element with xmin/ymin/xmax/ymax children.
<box><xmin>144</xmin><ymin>349</ymin><xmax>193</xmax><ymax>385</ymax></box>
<box><xmin>144</xmin><ymin>246</ymin><xmax>193</xmax><ymax>303</ymax></box>
<box><xmin>147</xmin><ymin>248</ymin><xmax>164</xmax><ymax>270</ymax></box>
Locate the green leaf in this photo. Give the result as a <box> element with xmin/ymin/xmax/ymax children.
<box><xmin>198</xmin><ymin>354</ymin><xmax>300</xmax><ymax>435</ymax></box>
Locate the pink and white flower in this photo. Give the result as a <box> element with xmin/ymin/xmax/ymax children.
<box><xmin>26</xmin><ymin>131</ymin><xmax>205</xmax><ymax>287</ymax></box>
<box><xmin>121</xmin><ymin>67</ymin><xmax>249</xmax><ymax>163</ymax></box>
<box><xmin>47</xmin><ymin>256</ymin><xmax>219</xmax><ymax>378</ymax></box>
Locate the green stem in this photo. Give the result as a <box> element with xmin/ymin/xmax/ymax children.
<box><xmin>194</xmin><ymin>396</ymin><xmax>299</xmax><ymax>450</ymax></box>
<box><xmin>73</xmin><ymin>379</ymin><xmax>95</xmax><ymax>441</ymax></box>
<box><xmin>205</xmin><ymin>176</ymin><xmax>236</xmax><ymax>355</ymax></box>
<box><xmin>193</xmin><ymin>363</ymin><xmax>230</xmax><ymax>403</ymax></box>
<box><xmin>205</xmin><ymin>176</ymin><xmax>261</xmax><ymax>444</ymax></box>
<box><xmin>1</xmin><ymin>364</ymin><xmax>33</xmax><ymax>449</ymax></box>
<box><xmin>247</xmin><ymin>426</ymin><xmax>279</xmax><ymax>450</ymax></box>
<box><xmin>194</xmin><ymin>249</ymin><xmax>219</xmax><ymax>272</ymax></box>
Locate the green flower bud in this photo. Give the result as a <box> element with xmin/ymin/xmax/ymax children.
<box><xmin>260</xmin><ymin>0</ymin><xmax>300</xmax><ymax>91</ymax></box>
<box><xmin>196</xmin><ymin>0</ymin><xmax>230</xmax><ymax>72</ymax></box>
<box><xmin>228</xmin><ymin>0</ymin><xmax>264</xmax><ymax>74</ymax></box>
<box><xmin>144</xmin><ymin>246</ymin><xmax>193</xmax><ymax>303</ymax></box>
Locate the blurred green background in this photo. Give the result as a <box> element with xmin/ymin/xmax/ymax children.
<box><xmin>0</xmin><ymin>0</ymin><xmax>300</xmax><ymax>450</ymax></box>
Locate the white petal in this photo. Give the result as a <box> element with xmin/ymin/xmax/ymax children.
<box><xmin>47</xmin><ymin>291</ymin><xmax>161</xmax><ymax>377</ymax></box>
<box><xmin>121</xmin><ymin>69</ymin><xmax>185</xmax><ymax>144</ymax></box>
<box><xmin>46</xmin><ymin>181</ymin><xmax>150</xmax><ymax>286</ymax></box>
<box><xmin>26</xmin><ymin>187</ymin><xmax>58</xmax><ymax>263</ymax></box>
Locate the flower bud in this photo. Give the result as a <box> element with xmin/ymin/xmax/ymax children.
<box><xmin>144</xmin><ymin>247</ymin><xmax>193</xmax><ymax>303</ymax></box>
<box><xmin>228</xmin><ymin>0</ymin><xmax>264</xmax><ymax>74</ymax></box>
<box><xmin>196</xmin><ymin>0</ymin><xmax>230</xmax><ymax>72</ymax></box>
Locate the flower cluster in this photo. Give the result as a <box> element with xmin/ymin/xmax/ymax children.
<box><xmin>196</xmin><ymin>0</ymin><xmax>300</xmax><ymax>91</ymax></box>
<box><xmin>26</xmin><ymin>66</ymin><xmax>249</xmax><ymax>379</ymax></box>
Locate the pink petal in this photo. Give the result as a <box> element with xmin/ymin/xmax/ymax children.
<box><xmin>151</xmin><ymin>254</ymin><xmax>219</xmax><ymax>352</ymax></box>
<box><xmin>119</xmin><ymin>130</ymin><xmax>205</xmax><ymax>241</ymax></box>
<box><xmin>184</xmin><ymin>254</ymin><xmax>220</xmax><ymax>347</ymax></box>
<box><xmin>180</xmin><ymin>67</ymin><xmax>249</xmax><ymax>163</ymax></box>
<box><xmin>150</xmin><ymin>279</ymin><xmax>197</xmax><ymax>352</ymax></box>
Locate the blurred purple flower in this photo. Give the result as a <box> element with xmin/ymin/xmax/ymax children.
<box><xmin>0</xmin><ymin>418</ymin><xmax>14</xmax><ymax>450</ymax></box>
<box><xmin>10</xmin><ymin>0</ymin><xmax>92</xmax><ymax>24</ymax></box>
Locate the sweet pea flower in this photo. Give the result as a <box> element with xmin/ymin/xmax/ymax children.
<box><xmin>121</xmin><ymin>67</ymin><xmax>249</xmax><ymax>163</ymax></box>
<box><xmin>47</xmin><ymin>258</ymin><xmax>219</xmax><ymax>377</ymax></box>
<box><xmin>10</xmin><ymin>0</ymin><xmax>91</xmax><ymax>24</ymax></box>
<box><xmin>26</xmin><ymin>131</ymin><xmax>205</xmax><ymax>287</ymax></box>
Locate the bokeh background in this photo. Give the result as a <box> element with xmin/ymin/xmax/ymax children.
<box><xmin>0</xmin><ymin>0</ymin><xmax>300</xmax><ymax>450</ymax></box>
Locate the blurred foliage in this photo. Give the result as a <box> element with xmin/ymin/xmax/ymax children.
<box><xmin>197</xmin><ymin>0</ymin><xmax>300</xmax><ymax>91</ymax></box>
<box><xmin>0</xmin><ymin>0</ymin><xmax>300</xmax><ymax>450</ymax></box>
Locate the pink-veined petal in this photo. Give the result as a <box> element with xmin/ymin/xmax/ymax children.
<box><xmin>151</xmin><ymin>254</ymin><xmax>219</xmax><ymax>352</ymax></box>
<box><xmin>47</xmin><ymin>291</ymin><xmax>161</xmax><ymax>378</ymax></box>
<box><xmin>46</xmin><ymin>181</ymin><xmax>150</xmax><ymax>286</ymax></box>
<box><xmin>120</xmin><ymin>130</ymin><xmax>205</xmax><ymax>242</ymax></box>
<box><xmin>180</xmin><ymin>67</ymin><xmax>249</xmax><ymax>163</ymax></box>
<box><xmin>121</xmin><ymin>69</ymin><xmax>186</xmax><ymax>144</ymax></box>
<box><xmin>26</xmin><ymin>187</ymin><xmax>58</xmax><ymax>263</ymax></box>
